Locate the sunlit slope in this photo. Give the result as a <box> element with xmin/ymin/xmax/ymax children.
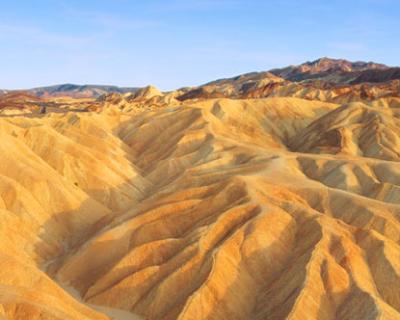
<box><xmin>1</xmin><ymin>97</ymin><xmax>400</xmax><ymax>319</ymax></box>
<box><xmin>290</xmin><ymin>102</ymin><xmax>400</xmax><ymax>163</ymax></box>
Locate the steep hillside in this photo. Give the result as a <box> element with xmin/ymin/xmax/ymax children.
<box><xmin>350</xmin><ymin>68</ymin><xmax>400</xmax><ymax>84</ymax></box>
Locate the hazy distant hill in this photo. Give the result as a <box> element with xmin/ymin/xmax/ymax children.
<box><xmin>29</xmin><ymin>84</ymin><xmax>140</xmax><ymax>98</ymax></box>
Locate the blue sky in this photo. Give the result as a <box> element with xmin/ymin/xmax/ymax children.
<box><xmin>0</xmin><ymin>0</ymin><xmax>399</xmax><ymax>90</ymax></box>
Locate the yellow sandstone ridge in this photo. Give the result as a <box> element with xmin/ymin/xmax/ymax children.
<box><xmin>0</xmin><ymin>96</ymin><xmax>399</xmax><ymax>319</ymax></box>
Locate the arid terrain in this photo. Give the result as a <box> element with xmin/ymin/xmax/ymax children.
<box><xmin>1</xmin><ymin>58</ymin><xmax>400</xmax><ymax>320</ymax></box>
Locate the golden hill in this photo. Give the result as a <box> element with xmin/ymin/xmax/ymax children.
<box><xmin>0</xmin><ymin>92</ymin><xmax>400</xmax><ymax>320</ymax></box>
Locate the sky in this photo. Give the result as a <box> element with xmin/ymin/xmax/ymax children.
<box><xmin>0</xmin><ymin>0</ymin><xmax>399</xmax><ymax>90</ymax></box>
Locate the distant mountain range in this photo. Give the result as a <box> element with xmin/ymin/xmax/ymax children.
<box><xmin>0</xmin><ymin>84</ymin><xmax>140</xmax><ymax>99</ymax></box>
<box><xmin>177</xmin><ymin>57</ymin><xmax>400</xmax><ymax>101</ymax></box>
<box><xmin>204</xmin><ymin>57</ymin><xmax>398</xmax><ymax>86</ymax></box>
<box><xmin>269</xmin><ymin>57</ymin><xmax>389</xmax><ymax>83</ymax></box>
<box><xmin>30</xmin><ymin>84</ymin><xmax>141</xmax><ymax>98</ymax></box>
<box><xmin>1</xmin><ymin>58</ymin><xmax>399</xmax><ymax>99</ymax></box>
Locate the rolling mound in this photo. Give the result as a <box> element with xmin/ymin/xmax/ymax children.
<box><xmin>1</xmin><ymin>93</ymin><xmax>400</xmax><ymax>320</ymax></box>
